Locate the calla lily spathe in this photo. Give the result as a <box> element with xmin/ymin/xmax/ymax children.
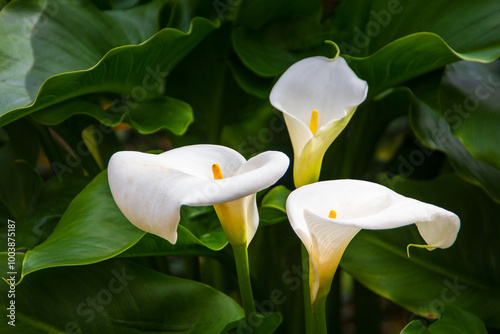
<box><xmin>286</xmin><ymin>180</ymin><xmax>460</xmax><ymax>304</ymax></box>
<box><xmin>108</xmin><ymin>145</ymin><xmax>289</xmax><ymax>246</ymax></box>
<box><xmin>270</xmin><ymin>55</ymin><xmax>368</xmax><ymax>187</ymax></box>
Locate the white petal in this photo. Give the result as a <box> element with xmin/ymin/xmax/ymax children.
<box><xmin>245</xmin><ymin>193</ymin><xmax>259</xmax><ymax>244</ymax></box>
<box><xmin>159</xmin><ymin>144</ymin><xmax>246</xmax><ymax>179</ymax></box>
<box><xmin>286</xmin><ymin>179</ymin><xmax>460</xmax><ymax>301</ymax></box>
<box><xmin>416</xmin><ymin>216</ymin><xmax>460</xmax><ymax>250</ymax></box>
<box><xmin>108</xmin><ymin>145</ymin><xmax>289</xmax><ymax>244</ymax></box>
<box><xmin>270</xmin><ymin>56</ymin><xmax>368</xmax><ymax>128</ymax></box>
<box><xmin>283</xmin><ymin>113</ymin><xmax>313</xmax><ymax>161</ymax></box>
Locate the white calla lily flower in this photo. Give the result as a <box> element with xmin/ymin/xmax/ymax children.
<box><xmin>286</xmin><ymin>180</ymin><xmax>460</xmax><ymax>304</ymax></box>
<box><xmin>108</xmin><ymin>145</ymin><xmax>289</xmax><ymax>246</ymax></box>
<box><xmin>270</xmin><ymin>55</ymin><xmax>368</xmax><ymax>187</ymax></box>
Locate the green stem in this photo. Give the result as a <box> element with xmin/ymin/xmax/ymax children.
<box><xmin>312</xmin><ymin>297</ymin><xmax>328</xmax><ymax>334</ymax></box>
<box><xmin>302</xmin><ymin>245</ymin><xmax>315</xmax><ymax>334</ymax></box>
<box><xmin>232</xmin><ymin>243</ymin><xmax>256</xmax><ymax>318</ymax></box>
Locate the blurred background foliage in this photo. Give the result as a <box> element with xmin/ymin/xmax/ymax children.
<box><xmin>0</xmin><ymin>0</ymin><xmax>499</xmax><ymax>333</ymax></box>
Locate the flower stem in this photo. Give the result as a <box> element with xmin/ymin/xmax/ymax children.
<box><xmin>232</xmin><ymin>243</ymin><xmax>256</xmax><ymax>318</ymax></box>
<box><xmin>312</xmin><ymin>296</ymin><xmax>328</xmax><ymax>334</ymax></box>
<box><xmin>302</xmin><ymin>245</ymin><xmax>315</xmax><ymax>334</ymax></box>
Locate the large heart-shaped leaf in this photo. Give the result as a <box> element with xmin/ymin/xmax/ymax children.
<box><xmin>231</xmin><ymin>26</ymin><xmax>304</xmax><ymax>78</ymax></box>
<box><xmin>21</xmin><ymin>171</ymin><xmax>145</xmax><ymax>278</ymax></box>
<box><xmin>440</xmin><ymin>60</ymin><xmax>500</xmax><ymax>171</ymax></box>
<box><xmin>331</xmin><ymin>0</ymin><xmax>500</xmax><ymax>57</ymax></box>
<box><xmin>345</xmin><ymin>33</ymin><xmax>500</xmax><ymax>96</ymax></box>
<box><xmin>0</xmin><ymin>259</ymin><xmax>244</xmax><ymax>333</ymax></box>
<box><xmin>411</xmin><ymin>94</ymin><xmax>500</xmax><ymax>202</ymax></box>
<box><xmin>341</xmin><ymin>174</ymin><xmax>500</xmax><ymax>328</ymax></box>
<box><xmin>0</xmin><ymin>0</ymin><xmax>165</xmax><ymax>116</ymax></box>
<box><xmin>22</xmin><ymin>170</ymin><xmax>236</xmax><ymax>279</ymax></box>
<box><xmin>333</xmin><ymin>0</ymin><xmax>500</xmax><ymax>95</ymax></box>
<box><xmin>0</xmin><ymin>0</ymin><xmax>217</xmax><ymax>127</ymax></box>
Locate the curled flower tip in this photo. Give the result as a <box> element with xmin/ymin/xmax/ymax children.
<box><xmin>212</xmin><ymin>163</ymin><xmax>224</xmax><ymax>180</ymax></box>
<box><xmin>324</xmin><ymin>40</ymin><xmax>341</xmax><ymax>59</ymax></box>
<box><xmin>328</xmin><ymin>210</ymin><xmax>337</xmax><ymax>219</ymax></box>
<box><xmin>309</xmin><ymin>109</ymin><xmax>319</xmax><ymax>135</ymax></box>
<box><xmin>406</xmin><ymin>243</ymin><xmax>431</xmax><ymax>258</ymax></box>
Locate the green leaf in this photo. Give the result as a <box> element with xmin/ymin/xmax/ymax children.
<box><xmin>0</xmin><ymin>0</ymin><xmax>164</xmax><ymax>114</ymax></box>
<box><xmin>21</xmin><ymin>171</ymin><xmax>145</xmax><ymax>278</ymax></box>
<box><xmin>30</xmin><ymin>98</ymin><xmax>123</xmax><ymax>127</ymax></box>
<box><xmin>232</xmin><ymin>27</ymin><xmax>300</xmax><ymax>78</ymax></box>
<box><xmin>227</xmin><ymin>58</ymin><xmax>274</xmax><ymax>99</ymax></box>
<box><xmin>0</xmin><ymin>259</ymin><xmax>244</xmax><ymax>333</ymax></box>
<box><xmin>254</xmin><ymin>312</ymin><xmax>283</xmax><ymax>334</ymax></box>
<box><xmin>21</xmin><ymin>172</ymin><xmax>232</xmax><ymax>277</ymax></box>
<box><xmin>332</xmin><ymin>0</ymin><xmax>500</xmax><ymax>95</ymax></box>
<box><xmin>440</xmin><ymin>60</ymin><xmax>500</xmax><ymax>171</ymax></box>
<box><xmin>225</xmin><ymin>312</ymin><xmax>283</xmax><ymax>334</ymax></box>
<box><xmin>259</xmin><ymin>185</ymin><xmax>290</xmax><ymax>226</ymax></box>
<box><xmin>341</xmin><ymin>174</ymin><xmax>500</xmax><ymax>328</ymax></box>
<box><xmin>261</xmin><ymin>185</ymin><xmax>289</xmax><ymax>213</ymax></box>
<box><xmin>346</xmin><ymin>32</ymin><xmax>500</xmax><ymax>97</ymax></box>
<box><xmin>119</xmin><ymin>230</ymin><xmax>222</xmax><ymax>258</ymax></box>
<box><xmin>402</xmin><ymin>307</ymin><xmax>487</xmax><ymax>334</ymax></box>
<box><xmin>411</xmin><ymin>94</ymin><xmax>500</xmax><ymax>202</ymax></box>
<box><xmin>234</xmin><ymin>30</ymin><xmax>500</xmax><ymax>95</ymax></box>
<box><xmin>32</xmin><ymin>96</ymin><xmax>194</xmax><ymax>135</ymax></box>
<box><xmin>120</xmin><ymin>206</ymin><xmax>229</xmax><ymax>258</ymax></box>
<box><xmin>127</xmin><ymin>97</ymin><xmax>194</xmax><ymax>135</ymax></box>
<box><xmin>0</xmin><ymin>174</ymin><xmax>90</xmax><ymax>252</ymax></box>
<box><xmin>331</xmin><ymin>0</ymin><xmax>500</xmax><ymax>58</ymax></box>
<box><xmin>232</xmin><ymin>16</ymin><xmax>330</xmax><ymax>78</ymax></box>
<box><xmin>0</xmin><ymin>0</ymin><xmax>217</xmax><ymax>127</ymax></box>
